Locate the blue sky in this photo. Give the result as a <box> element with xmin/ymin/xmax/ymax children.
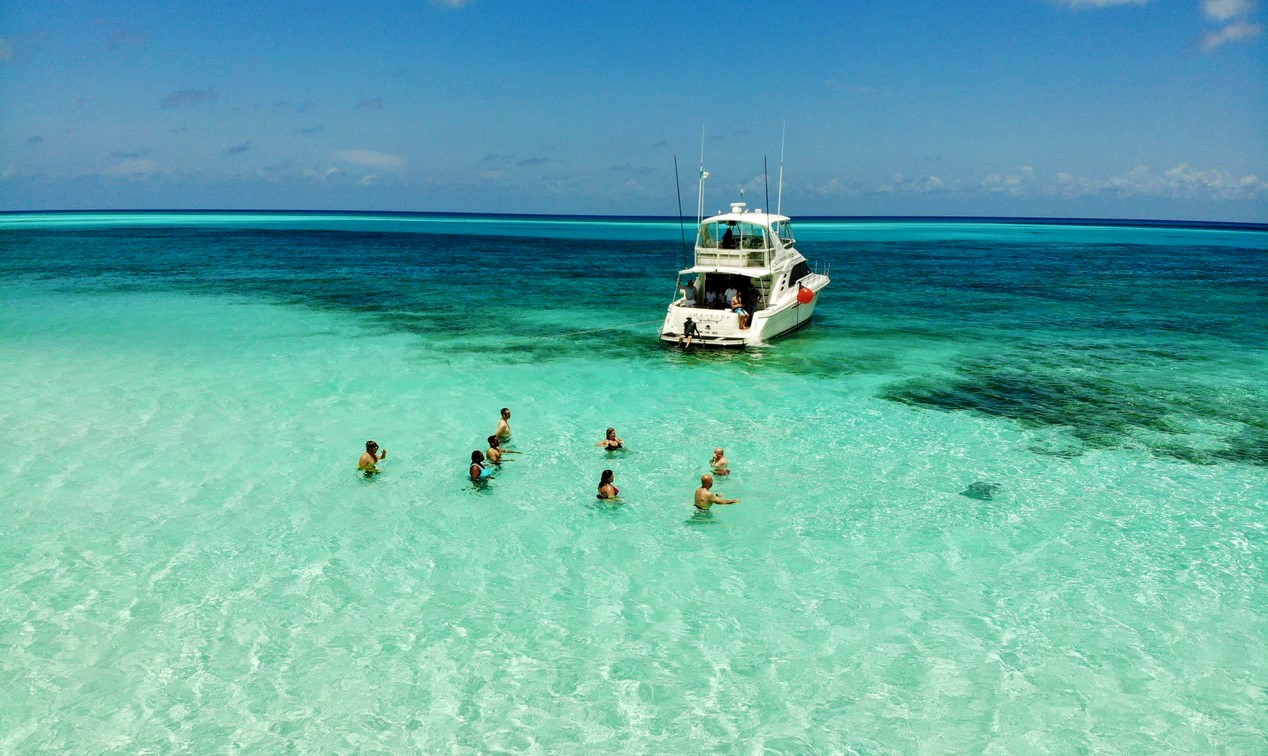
<box><xmin>2</xmin><ymin>0</ymin><xmax>1264</xmax><ymax>220</ymax></box>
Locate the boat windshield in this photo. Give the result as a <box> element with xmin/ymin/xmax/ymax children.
<box><xmin>775</xmin><ymin>220</ymin><xmax>795</xmax><ymax>245</ymax></box>
<box><xmin>698</xmin><ymin>220</ymin><xmax>770</xmax><ymax>250</ymax></box>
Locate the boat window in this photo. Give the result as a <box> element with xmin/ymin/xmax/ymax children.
<box><xmin>776</xmin><ymin>220</ymin><xmax>795</xmax><ymax>245</ymax></box>
<box><xmin>698</xmin><ymin>221</ymin><xmax>769</xmax><ymax>250</ymax></box>
<box><xmin>789</xmin><ymin>261</ymin><xmax>811</xmax><ymax>287</ymax></box>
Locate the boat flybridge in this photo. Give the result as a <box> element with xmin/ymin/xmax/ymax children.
<box><xmin>660</xmin><ymin>201</ymin><xmax>830</xmax><ymax>347</ymax></box>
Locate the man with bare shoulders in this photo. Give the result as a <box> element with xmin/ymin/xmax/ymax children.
<box><xmin>710</xmin><ymin>447</ymin><xmax>730</xmax><ymax>476</ymax></box>
<box><xmin>694</xmin><ymin>473</ymin><xmax>739</xmax><ymax>511</ymax></box>
<box><xmin>486</xmin><ymin>435</ymin><xmax>513</xmax><ymax>465</ymax></box>
<box><xmin>495</xmin><ymin>407</ymin><xmax>512</xmax><ymax>440</ymax></box>
<box><xmin>359</xmin><ymin>440</ymin><xmax>387</xmax><ymax>474</ymax></box>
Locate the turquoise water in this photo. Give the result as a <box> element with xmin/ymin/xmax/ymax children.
<box><xmin>1</xmin><ymin>213</ymin><xmax>1265</xmax><ymax>752</ymax></box>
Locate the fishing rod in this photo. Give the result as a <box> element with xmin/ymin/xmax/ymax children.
<box><xmin>674</xmin><ymin>155</ymin><xmax>687</xmax><ymax>271</ymax></box>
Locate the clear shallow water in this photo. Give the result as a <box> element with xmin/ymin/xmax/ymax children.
<box><xmin>1</xmin><ymin>213</ymin><xmax>1265</xmax><ymax>752</ymax></box>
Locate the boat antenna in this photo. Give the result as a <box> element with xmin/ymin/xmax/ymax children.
<box><xmin>697</xmin><ymin>126</ymin><xmax>708</xmax><ymax>225</ymax></box>
<box><xmin>764</xmin><ymin>155</ymin><xmax>771</xmax><ymax>220</ymax></box>
<box><xmin>673</xmin><ymin>154</ymin><xmax>687</xmax><ymax>270</ymax></box>
<box><xmin>776</xmin><ymin>122</ymin><xmax>786</xmax><ymax>215</ymax></box>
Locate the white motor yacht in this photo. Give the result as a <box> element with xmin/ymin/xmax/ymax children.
<box><xmin>660</xmin><ymin>201</ymin><xmax>830</xmax><ymax>347</ymax></box>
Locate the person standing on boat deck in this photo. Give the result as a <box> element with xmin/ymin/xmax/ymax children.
<box><xmin>596</xmin><ymin>427</ymin><xmax>624</xmax><ymax>450</ymax></box>
<box><xmin>359</xmin><ymin>440</ymin><xmax>387</xmax><ymax>473</ymax></box>
<box><xmin>705</xmin><ymin>290</ymin><xmax>718</xmax><ymax>308</ymax></box>
<box><xmin>731</xmin><ymin>292</ymin><xmax>750</xmax><ymax>330</ymax></box>
<box><xmin>744</xmin><ymin>283</ymin><xmax>760</xmax><ymax>314</ymax></box>
<box><xmin>695</xmin><ymin>473</ymin><xmax>739</xmax><ymax>511</ymax></box>
<box><xmin>710</xmin><ymin>447</ymin><xmax>730</xmax><ymax>476</ymax></box>
<box><xmin>680</xmin><ymin>279</ymin><xmax>697</xmax><ymax>306</ymax></box>
<box><xmin>597</xmin><ymin>469</ymin><xmax>619</xmax><ymax>500</ymax></box>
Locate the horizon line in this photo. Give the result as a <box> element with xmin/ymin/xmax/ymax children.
<box><xmin>1</xmin><ymin>208</ymin><xmax>1265</xmax><ymax>232</ymax></box>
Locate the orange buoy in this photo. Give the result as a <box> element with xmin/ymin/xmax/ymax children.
<box><xmin>796</xmin><ymin>286</ymin><xmax>814</xmax><ymax>304</ymax></box>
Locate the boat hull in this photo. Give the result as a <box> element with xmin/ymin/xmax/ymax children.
<box><xmin>659</xmin><ymin>279</ymin><xmax>825</xmax><ymax>348</ymax></box>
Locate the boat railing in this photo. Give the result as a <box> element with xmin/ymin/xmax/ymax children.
<box><xmin>693</xmin><ymin>248</ymin><xmax>769</xmax><ymax>268</ymax></box>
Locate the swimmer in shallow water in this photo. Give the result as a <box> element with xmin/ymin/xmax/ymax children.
<box><xmin>359</xmin><ymin>440</ymin><xmax>387</xmax><ymax>474</ymax></box>
<box><xmin>495</xmin><ymin>407</ymin><xmax>513</xmax><ymax>441</ymax></box>
<box><xmin>710</xmin><ymin>447</ymin><xmax>730</xmax><ymax>476</ymax></box>
<box><xmin>596</xmin><ymin>427</ymin><xmax>624</xmax><ymax>451</ymax></box>
<box><xmin>469</xmin><ymin>450</ymin><xmax>494</xmax><ymax>482</ymax></box>
<box><xmin>694</xmin><ymin>473</ymin><xmax>739</xmax><ymax>511</ymax></box>
<box><xmin>597</xmin><ymin>469</ymin><xmax>618</xmax><ymax>500</ymax></box>
<box><xmin>486</xmin><ymin>435</ymin><xmax>514</xmax><ymax>465</ymax></box>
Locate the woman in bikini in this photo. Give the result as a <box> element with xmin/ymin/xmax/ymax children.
<box><xmin>597</xmin><ymin>469</ymin><xmax>619</xmax><ymax>500</ymax></box>
<box><xmin>596</xmin><ymin>427</ymin><xmax>624</xmax><ymax>451</ymax></box>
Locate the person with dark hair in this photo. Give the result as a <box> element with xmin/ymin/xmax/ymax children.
<box><xmin>597</xmin><ymin>469</ymin><xmax>619</xmax><ymax>500</ymax></box>
<box><xmin>470</xmin><ymin>450</ymin><xmax>494</xmax><ymax>481</ymax></box>
<box><xmin>678</xmin><ymin>316</ymin><xmax>700</xmax><ymax>348</ymax></box>
<box><xmin>731</xmin><ymin>291</ymin><xmax>749</xmax><ymax>330</ymax></box>
<box><xmin>495</xmin><ymin>407</ymin><xmax>512</xmax><ymax>440</ymax></box>
<box><xmin>720</xmin><ymin>224</ymin><xmax>737</xmax><ymax>249</ymax></box>
<box><xmin>358</xmin><ymin>440</ymin><xmax>387</xmax><ymax>474</ymax></box>
<box><xmin>487</xmin><ymin>435</ymin><xmax>512</xmax><ymax>464</ymax></box>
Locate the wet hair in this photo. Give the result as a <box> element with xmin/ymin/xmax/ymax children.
<box><xmin>471</xmin><ymin>450</ymin><xmax>484</xmax><ymax>463</ymax></box>
<box><xmin>599</xmin><ymin>469</ymin><xmax>614</xmax><ymax>489</ymax></box>
<box><xmin>606</xmin><ymin>427</ymin><xmax>616</xmax><ymax>438</ymax></box>
<box><xmin>366</xmin><ymin>440</ymin><xmax>378</xmax><ymax>450</ymax></box>
<box><xmin>500</xmin><ymin>407</ymin><xmax>510</xmax><ymax>417</ymax></box>
<box><xmin>487</xmin><ymin>435</ymin><xmax>499</xmax><ymax>447</ymax></box>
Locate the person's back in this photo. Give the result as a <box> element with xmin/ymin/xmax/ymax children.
<box><xmin>695</xmin><ymin>473</ymin><xmax>739</xmax><ymax>510</ymax></box>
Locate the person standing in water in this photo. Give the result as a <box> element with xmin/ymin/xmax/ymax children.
<box><xmin>596</xmin><ymin>427</ymin><xmax>624</xmax><ymax>451</ymax></box>
<box><xmin>694</xmin><ymin>473</ymin><xmax>739</xmax><ymax>511</ymax></box>
<box><xmin>493</xmin><ymin>409</ymin><xmax>522</xmax><ymax>456</ymax></box>
<box><xmin>597</xmin><ymin>469</ymin><xmax>619</xmax><ymax>500</ymax></box>
<box><xmin>359</xmin><ymin>440</ymin><xmax>387</xmax><ymax>474</ymax></box>
<box><xmin>470</xmin><ymin>450</ymin><xmax>493</xmax><ymax>481</ymax></box>
<box><xmin>710</xmin><ymin>447</ymin><xmax>730</xmax><ymax>476</ymax></box>
<box><xmin>486</xmin><ymin>435</ymin><xmax>510</xmax><ymax>465</ymax></box>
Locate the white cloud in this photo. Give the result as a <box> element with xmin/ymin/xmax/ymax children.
<box><xmin>356</xmin><ymin>174</ymin><xmax>378</xmax><ymax>187</ymax></box>
<box><xmin>879</xmin><ymin>173</ymin><xmax>950</xmax><ymax>194</ymax></box>
<box><xmin>1200</xmin><ymin>0</ymin><xmax>1262</xmax><ymax>49</ymax></box>
<box><xmin>333</xmin><ymin>149</ymin><xmax>405</xmax><ymax>170</ymax></box>
<box><xmin>1055</xmin><ymin>0</ymin><xmax>1148</xmax><ymax>8</ymax></box>
<box><xmin>1203</xmin><ymin>19</ymin><xmax>1263</xmax><ymax>47</ymax></box>
<box><xmin>303</xmin><ymin>166</ymin><xmax>342</xmax><ymax>182</ymax></box>
<box><xmin>982</xmin><ymin>166</ymin><xmax>1039</xmax><ymax>196</ymax></box>
<box><xmin>104</xmin><ymin>158</ymin><xmax>160</xmax><ymax>176</ymax></box>
<box><xmin>987</xmin><ymin>163</ymin><xmax>1265</xmax><ymax>199</ymax></box>
<box><xmin>1203</xmin><ymin>0</ymin><xmax>1254</xmax><ymax>22</ymax></box>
